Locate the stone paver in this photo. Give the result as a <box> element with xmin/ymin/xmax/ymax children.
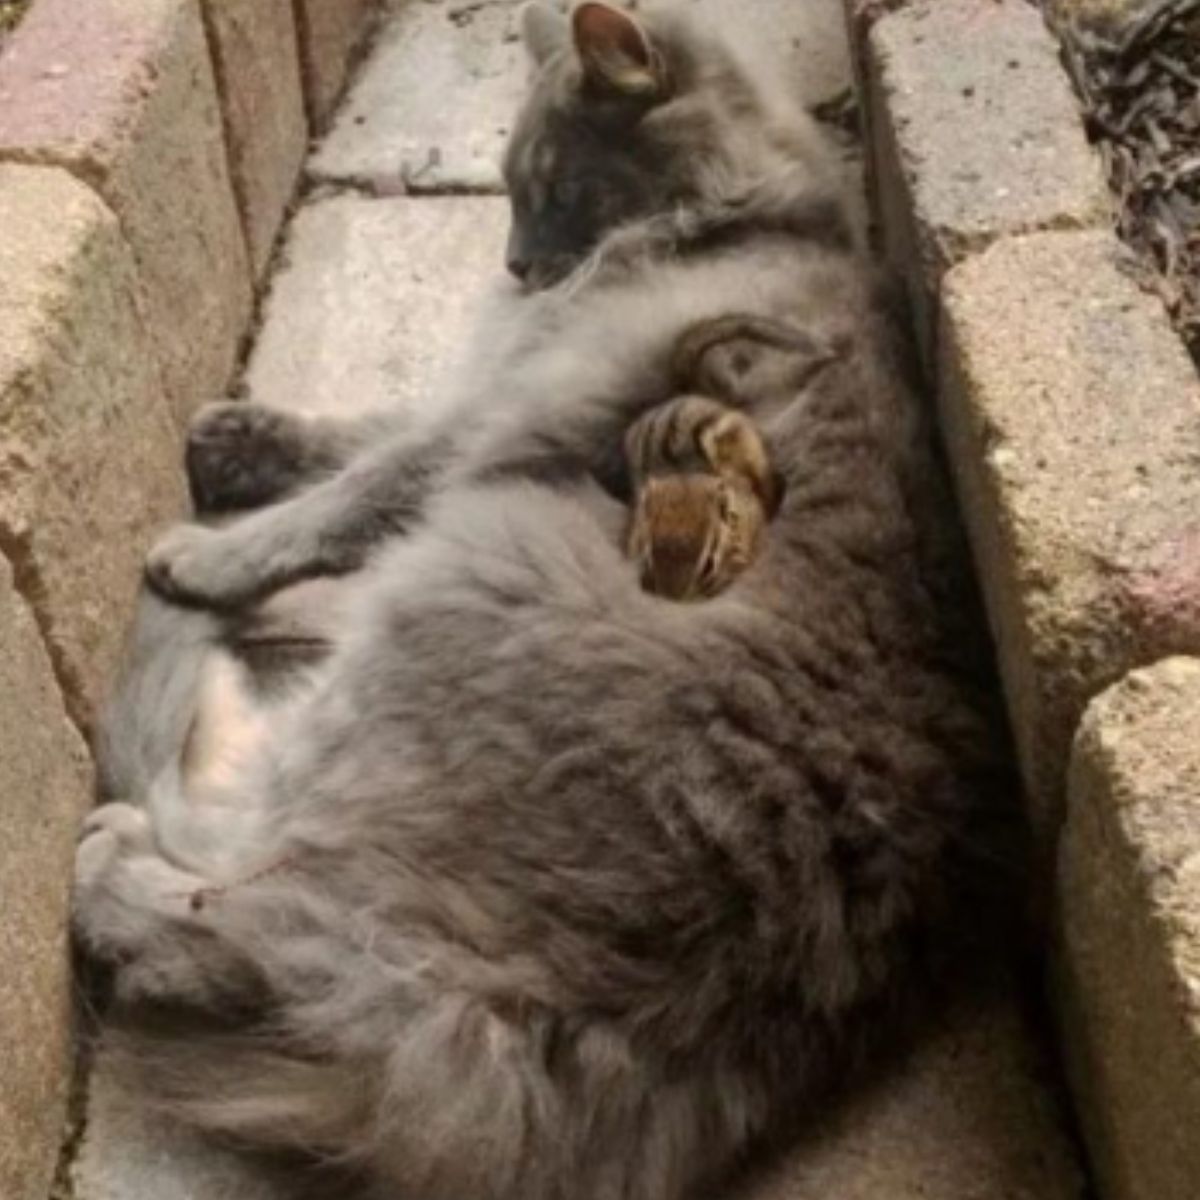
<box><xmin>0</xmin><ymin>164</ymin><xmax>185</xmax><ymax>728</ymax></box>
<box><xmin>938</xmin><ymin>228</ymin><xmax>1200</xmax><ymax>847</ymax></box>
<box><xmin>0</xmin><ymin>555</ymin><xmax>94</xmax><ymax>1200</ymax></box>
<box><xmin>866</xmin><ymin>0</ymin><xmax>1109</xmax><ymax>363</ymax></box>
<box><xmin>1057</xmin><ymin>658</ymin><xmax>1200</xmax><ymax>1200</ymax></box>
<box><xmin>201</xmin><ymin>0</ymin><xmax>308</xmax><ymax>279</ymax></box>
<box><xmin>246</xmin><ymin>193</ymin><xmax>509</xmax><ymax>419</ymax></box>
<box><xmin>294</xmin><ymin>0</ymin><xmax>376</xmax><ymax>129</ymax></box>
<box><xmin>312</xmin><ymin>0</ymin><xmax>854</xmax><ymax>194</ymax></box>
<box><xmin>309</xmin><ymin>0</ymin><xmax>526</xmax><ymax>192</ymax></box>
<box><xmin>0</xmin><ymin>0</ymin><xmax>252</xmax><ymax>425</ymax></box>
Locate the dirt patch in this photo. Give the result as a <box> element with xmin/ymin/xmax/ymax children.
<box><xmin>0</xmin><ymin>0</ymin><xmax>32</xmax><ymax>45</ymax></box>
<box><xmin>1047</xmin><ymin>0</ymin><xmax>1200</xmax><ymax>366</ymax></box>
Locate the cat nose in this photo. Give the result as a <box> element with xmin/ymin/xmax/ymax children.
<box><xmin>507</xmin><ymin>254</ymin><xmax>531</xmax><ymax>281</ymax></box>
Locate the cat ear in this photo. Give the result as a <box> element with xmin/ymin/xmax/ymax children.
<box><xmin>571</xmin><ymin>3</ymin><xmax>666</xmax><ymax>100</ymax></box>
<box><xmin>520</xmin><ymin>2</ymin><xmax>569</xmax><ymax>66</ymax></box>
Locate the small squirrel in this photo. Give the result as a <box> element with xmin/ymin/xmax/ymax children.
<box><xmin>624</xmin><ymin>313</ymin><xmax>840</xmax><ymax>601</ymax></box>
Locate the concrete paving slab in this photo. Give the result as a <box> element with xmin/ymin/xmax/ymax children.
<box><xmin>294</xmin><ymin>0</ymin><xmax>377</xmax><ymax>129</ymax></box>
<box><xmin>244</xmin><ymin>192</ymin><xmax>509</xmax><ymax>420</ymax></box>
<box><xmin>308</xmin><ymin>0</ymin><xmax>527</xmax><ymax>192</ymax></box>
<box><xmin>202</xmin><ymin>0</ymin><xmax>308</xmax><ymax>278</ymax></box>
<box><xmin>0</xmin><ymin>0</ymin><xmax>253</xmax><ymax>425</ymax></box>
<box><xmin>310</xmin><ymin>0</ymin><xmax>854</xmax><ymax>194</ymax></box>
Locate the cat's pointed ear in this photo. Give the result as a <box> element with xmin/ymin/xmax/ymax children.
<box><xmin>520</xmin><ymin>2</ymin><xmax>569</xmax><ymax>66</ymax></box>
<box><xmin>571</xmin><ymin>3</ymin><xmax>666</xmax><ymax>100</ymax></box>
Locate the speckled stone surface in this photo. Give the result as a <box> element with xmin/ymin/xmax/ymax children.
<box><xmin>0</xmin><ymin>163</ymin><xmax>184</xmax><ymax>726</ymax></box>
<box><xmin>1059</xmin><ymin>657</ymin><xmax>1200</xmax><ymax>1200</ymax></box>
<box><xmin>0</xmin><ymin>0</ymin><xmax>252</xmax><ymax>424</ymax></box>
<box><xmin>938</xmin><ymin>228</ymin><xmax>1200</xmax><ymax>843</ymax></box>
<box><xmin>0</xmin><ymin>553</ymin><xmax>93</xmax><ymax>1200</ymax></box>
<box><xmin>866</xmin><ymin>0</ymin><xmax>1109</xmax><ymax>362</ymax></box>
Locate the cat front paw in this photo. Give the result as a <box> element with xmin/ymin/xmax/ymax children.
<box><xmin>73</xmin><ymin>802</ymin><xmax>199</xmax><ymax>965</ymax></box>
<box><xmin>76</xmin><ymin>801</ymin><xmax>153</xmax><ymax>893</ymax></box>
<box><xmin>146</xmin><ymin>522</ymin><xmax>273</xmax><ymax>610</ymax></box>
<box><xmin>187</xmin><ymin>401</ymin><xmax>309</xmax><ymax>514</ymax></box>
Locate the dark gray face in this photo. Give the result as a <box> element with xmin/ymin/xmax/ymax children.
<box><xmin>502</xmin><ymin>2</ymin><xmax>702</xmax><ymax>289</ymax></box>
<box><xmin>503</xmin><ymin>96</ymin><xmax>669</xmax><ymax>288</ymax></box>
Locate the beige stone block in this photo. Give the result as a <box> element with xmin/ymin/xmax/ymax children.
<box><xmin>938</xmin><ymin>228</ymin><xmax>1200</xmax><ymax>844</ymax></box>
<box><xmin>201</xmin><ymin>0</ymin><xmax>308</xmax><ymax>278</ymax></box>
<box><xmin>0</xmin><ymin>555</ymin><xmax>93</xmax><ymax>1200</ymax></box>
<box><xmin>1058</xmin><ymin>657</ymin><xmax>1200</xmax><ymax>1200</ymax></box>
<box><xmin>0</xmin><ymin>0</ymin><xmax>253</xmax><ymax>424</ymax></box>
<box><xmin>295</xmin><ymin>0</ymin><xmax>375</xmax><ymax>129</ymax></box>
<box><xmin>0</xmin><ymin>163</ymin><xmax>185</xmax><ymax>726</ymax></box>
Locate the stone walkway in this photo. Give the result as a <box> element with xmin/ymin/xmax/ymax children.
<box><xmin>70</xmin><ymin>3</ymin><xmax>1083</xmax><ymax>1197</ymax></box>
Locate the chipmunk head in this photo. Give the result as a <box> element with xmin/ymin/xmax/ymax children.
<box><xmin>627</xmin><ymin>473</ymin><xmax>766</xmax><ymax>601</ymax></box>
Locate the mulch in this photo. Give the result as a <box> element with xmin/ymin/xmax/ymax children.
<box><xmin>1048</xmin><ymin>0</ymin><xmax>1200</xmax><ymax>366</ymax></box>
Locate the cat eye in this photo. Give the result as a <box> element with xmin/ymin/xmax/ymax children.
<box><xmin>550</xmin><ymin>179</ymin><xmax>584</xmax><ymax>209</ymax></box>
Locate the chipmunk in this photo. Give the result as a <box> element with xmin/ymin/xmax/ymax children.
<box><xmin>625</xmin><ymin>394</ymin><xmax>779</xmax><ymax>600</ymax></box>
<box><xmin>624</xmin><ymin>314</ymin><xmax>840</xmax><ymax>601</ymax></box>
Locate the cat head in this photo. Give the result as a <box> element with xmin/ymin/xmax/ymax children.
<box><xmin>502</xmin><ymin>2</ymin><xmax>773</xmax><ymax>288</ymax></box>
<box><xmin>627</xmin><ymin>473</ymin><xmax>766</xmax><ymax>602</ymax></box>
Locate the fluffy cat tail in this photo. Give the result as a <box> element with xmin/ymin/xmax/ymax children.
<box><xmin>102</xmin><ymin>1020</ymin><xmax>374</xmax><ymax>1188</ymax></box>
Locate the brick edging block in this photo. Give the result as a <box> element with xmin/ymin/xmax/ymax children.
<box><xmin>859</xmin><ymin>0</ymin><xmax>1109</xmax><ymax>367</ymax></box>
<box><xmin>201</xmin><ymin>0</ymin><xmax>308</xmax><ymax>279</ymax></box>
<box><xmin>0</xmin><ymin>553</ymin><xmax>93</xmax><ymax>1200</ymax></box>
<box><xmin>1057</xmin><ymin>657</ymin><xmax>1200</xmax><ymax>1200</ymax></box>
<box><xmin>0</xmin><ymin>163</ymin><xmax>186</xmax><ymax>727</ymax></box>
<box><xmin>0</xmin><ymin>0</ymin><xmax>253</xmax><ymax>426</ymax></box>
<box><xmin>937</xmin><ymin>228</ymin><xmax>1200</xmax><ymax>845</ymax></box>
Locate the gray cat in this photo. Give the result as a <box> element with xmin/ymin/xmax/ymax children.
<box><xmin>76</xmin><ymin>4</ymin><xmax>1016</xmax><ymax>1198</ymax></box>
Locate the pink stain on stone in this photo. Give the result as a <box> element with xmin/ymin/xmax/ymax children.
<box><xmin>1120</xmin><ymin>530</ymin><xmax>1200</xmax><ymax>644</ymax></box>
<box><xmin>0</xmin><ymin>0</ymin><xmax>162</xmax><ymax>156</ymax></box>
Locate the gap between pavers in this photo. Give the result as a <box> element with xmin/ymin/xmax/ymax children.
<box><xmin>200</xmin><ymin>0</ymin><xmax>308</xmax><ymax>281</ymax></box>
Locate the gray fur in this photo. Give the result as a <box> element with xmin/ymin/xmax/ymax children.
<box><xmin>77</xmin><ymin>5</ymin><xmax>1015</xmax><ymax>1198</ymax></box>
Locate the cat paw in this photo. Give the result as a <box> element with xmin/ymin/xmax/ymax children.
<box><xmin>74</xmin><ymin>803</ymin><xmax>203</xmax><ymax>965</ymax></box>
<box><xmin>76</xmin><ymin>802</ymin><xmax>153</xmax><ymax>892</ymax></box>
<box><xmin>187</xmin><ymin>401</ymin><xmax>309</xmax><ymax>514</ymax></box>
<box><xmin>145</xmin><ymin>522</ymin><xmax>261</xmax><ymax>609</ymax></box>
